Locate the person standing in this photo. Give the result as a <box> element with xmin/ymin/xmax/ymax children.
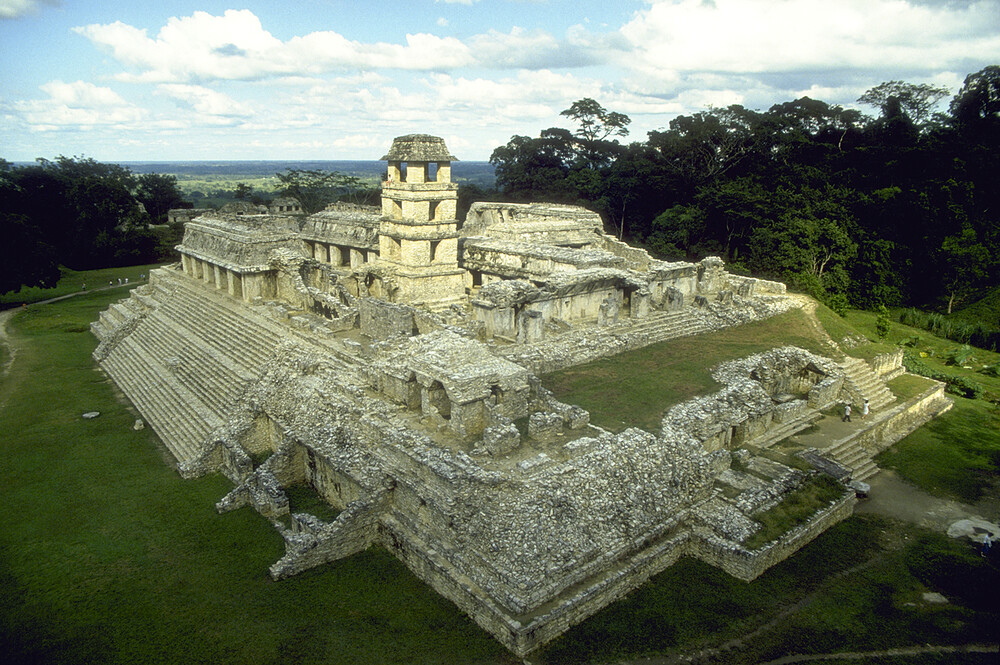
<box><xmin>862</xmin><ymin>399</ymin><xmax>870</xmax><ymax>420</ymax></box>
<box><xmin>842</xmin><ymin>403</ymin><xmax>852</xmax><ymax>422</ymax></box>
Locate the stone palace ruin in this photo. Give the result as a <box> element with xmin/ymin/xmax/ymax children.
<box><xmin>92</xmin><ymin>135</ymin><xmax>952</xmax><ymax>656</ymax></box>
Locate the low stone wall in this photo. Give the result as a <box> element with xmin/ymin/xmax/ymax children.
<box><xmin>728</xmin><ymin>274</ymin><xmax>788</xmax><ymax>296</ymax></box>
<box><xmin>872</xmin><ymin>348</ymin><xmax>905</xmax><ymax>380</ymax></box>
<box><xmin>689</xmin><ymin>490</ymin><xmax>856</xmax><ymax>581</ymax></box>
<box><xmin>360</xmin><ymin>297</ymin><xmax>416</xmax><ymax>338</ymax></box>
<box><xmin>270</xmin><ymin>490</ymin><xmax>388</xmax><ymax>580</ymax></box>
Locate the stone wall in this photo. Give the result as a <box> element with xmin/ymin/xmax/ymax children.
<box><xmin>871</xmin><ymin>349</ymin><xmax>905</xmax><ymax>380</ymax></box>
<box><xmin>359</xmin><ymin>297</ymin><xmax>417</xmax><ymax>338</ymax></box>
<box><xmin>461</xmin><ymin>237</ymin><xmax>624</xmax><ymax>280</ymax></box>
<box><xmin>689</xmin><ymin>490</ymin><xmax>856</xmax><ymax>581</ymax></box>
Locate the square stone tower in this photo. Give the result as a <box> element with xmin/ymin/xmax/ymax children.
<box><xmin>379</xmin><ymin>134</ymin><xmax>467</xmax><ymax>308</ymax></box>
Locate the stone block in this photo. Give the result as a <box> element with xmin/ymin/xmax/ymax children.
<box><xmin>360</xmin><ymin>298</ymin><xmax>416</xmax><ymax>338</ymax></box>
<box><xmin>528</xmin><ymin>412</ymin><xmax>563</xmax><ymax>439</ymax></box>
<box><xmin>482</xmin><ymin>421</ymin><xmax>521</xmax><ymax>456</ymax></box>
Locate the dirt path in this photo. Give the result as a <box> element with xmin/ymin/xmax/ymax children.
<box><xmin>759</xmin><ymin>643</ymin><xmax>998</xmax><ymax>664</ymax></box>
<box><xmin>856</xmin><ymin>468</ymin><xmax>1000</xmax><ymax>532</ymax></box>
<box><xmin>0</xmin><ymin>308</ymin><xmax>17</xmax><ymax>381</ymax></box>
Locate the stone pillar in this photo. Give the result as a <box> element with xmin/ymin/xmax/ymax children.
<box><xmin>350</xmin><ymin>249</ymin><xmax>365</xmax><ymax>268</ymax></box>
<box><xmin>630</xmin><ymin>289</ymin><xmax>651</xmax><ymax>319</ymax></box>
<box><xmin>517</xmin><ymin>310</ymin><xmax>544</xmax><ymax>343</ymax></box>
<box><xmin>213</xmin><ymin>264</ymin><xmax>224</xmax><ymax>290</ymax></box>
<box><xmin>437</xmin><ymin>162</ymin><xmax>451</xmax><ymax>183</ymax></box>
<box><xmin>227</xmin><ymin>270</ymin><xmax>241</xmax><ymax>299</ymax></box>
<box><xmin>203</xmin><ymin>260</ymin><xmax>214</xmax><ymax>285</ymax></box>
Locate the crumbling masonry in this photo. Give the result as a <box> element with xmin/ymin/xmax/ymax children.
<box><xmin>93</xmin><ymin>135</ymin><xmax>951</xmax><ymax>656</ymax></box>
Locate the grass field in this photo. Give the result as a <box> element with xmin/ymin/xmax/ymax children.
<box><xmin>544</xmin><ymin>307</ymin><xmax>832</xmax><ymax>431</ymax></box>
<box><xmin>0</xmin><ymin>289</ymin><xmax>513</xmax><ymax>665</ymax></box>
<box><xmin>877</xmin><ymin>396</ymin><xmax>1000</xmax><ymax>504</ymax></box>
<box><xmin>1</xmin><ymin>285</ymin><xmax>997</xmax><ymax>664</ymax></box>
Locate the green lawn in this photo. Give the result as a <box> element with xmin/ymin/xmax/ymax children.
<box><xmin>540</xmin><ymin>515</ymin><xmax>998</xmax><ymax>664</ymax></box>
<box><xmin>2</xmin><ymin>286</ymin><xmax>996</xmax><ymax>664</ymax></box>
<box><xmin>544</xmin><ymin>308</ymin><xmax>832</xmax><ymax>432</ymax></box>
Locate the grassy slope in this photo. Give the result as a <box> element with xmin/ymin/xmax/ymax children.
<box><xmin>1</xmin><ymin>288</ymin><xmax>996</xmax><ymax>664</ymax></box>
<box><xmin>953</xmin><ymin>285</ymin><xmax>1000</xmax><ymax>329</ymax></box>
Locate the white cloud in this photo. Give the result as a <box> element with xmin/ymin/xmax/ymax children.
<box><xmin>74</xmin><ymin>9</ymin><xmax>478</xmax><ymax>83</ymax></box>
<box><xmin>156</xmin><ymin>84</ymin><xmax>253</xmax><ymax>120</ymax></box>
<box><xmin>468</xmin><ymin>27</ymin><xmax>587</xmax><ymax>68</ymax></box>
<box><xmin>437</xmin><ymin>17</ymin><xmax>449</xmax><ymax>27</ymax></box>
<box><xmin>0</xmin><ymin>0</ymin><xmax>59</xmax><ymax>20</ymax></box>
<box><xmin>15</xmin><ymin>80</ymin><xmax>143</xmax><ymax>130</ymax></box>
<box><xmin>425</xmin><ymin>70</ymin><xmax>600</xmax><ymax>118</ymax></box>
<box><xmin>619</xmin><ymin>0</ymin><xmax>1000</xmax><ymax>82</ymax></box>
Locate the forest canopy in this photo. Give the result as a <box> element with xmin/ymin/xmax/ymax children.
<box><xmin>0</xmin><ymin>157</ymin><xmax>186</xmax><ymax>294</ymax></box>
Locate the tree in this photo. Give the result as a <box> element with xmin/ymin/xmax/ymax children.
<box><xmin>135</xmin><ymin>173</ymin><xmax>186</xmax><ymax>224</ymax></box>
<box><xmin>275</xmin><ymin>169</ymin><xmax>362</xmax><ymax>214</ymax></box>
<box><xmin>234</xmin><ymin>183</ymin><xmax>253</xmax><ymax>201</ymax></box>
<box><xmin>949</xmin><ymin>66</ymin><xmax>1000</xmax><ymax>131</ymax></box>
<box><xmin>875</xmin><ymin>305</ymin><xmax>891</xmax><ymax>341</ymax></box>
<box><xmin>858</xmin><ymin>80</ymin><xmax>950</xmax><ymax>129</ymax></box>
<box><xmin>0</xmin><ymin>211</ymin><xmax>60</xmax><ymax>294</ymax></box>
<box><xmin>648</xmin><ymin>105</ymin><xmax>765</xmax><ymax>193</ymax></box>
<box><xmin>559</xmin><ymin>98</ymin><xmax>631</xmax><ymax>143</ymax></box>
<box><xmin>489</xmin><ymin>133</ymin><xmax>573</xmax><ymax>201</ymax></box>
<box><xmin>939</xmin><ymin>225</ymin><xmax>991</xmax><ymax>313</ymax></box>
<box><xmin>766</xmin><ymin>97</ymin><xmax>865</xmax><ymax>153</ymax></box>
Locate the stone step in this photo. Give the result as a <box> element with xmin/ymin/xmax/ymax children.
<box><xmin>151</xmin><ymin>282</ymin><xmax>278</xmax><ymax>374</ymax></box>
<box><xmin>824</xmin><ymin>436</ymin><xmax>878</xmax><ymax>481</ymax></box>
<box><xmin>102</xmin><ymin>341</ymin><xmax>219</xmax><ymax>463</ymax></box>
<box><xmin>155</xmin><ymin>269</ymin><xmax>360</xmax><ymax>373</ymax></box>
<box><xmin>126</xmin><ymin>314</ymin><xmax>249</xmax><ymax>420</ymax></box>
<box><xmin>751</xmin><ymin>410</ymin><xmax>823</xmax><ymax>449</ymax></box>
<box><xmin>838</xmin><ymin>357</ymin><xmax>896</xmax><ymax>411</ymax></box>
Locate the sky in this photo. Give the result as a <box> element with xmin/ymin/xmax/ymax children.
<box><xmin>1</xmin><ymin>0</ymin><xmax>999</xmax><ymax>162</ymax></box>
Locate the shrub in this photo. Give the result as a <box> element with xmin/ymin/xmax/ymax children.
<box><xmin>875</xmin><ymin>305</ymin><xmax>891</xmax><ymax>341</ymax></box>
<box><xmin>825</xmin><ymin>291</ymin><xmax>849</xmax><ymax>318</ymax></box>
<box><xmin>902</xmin><ymin>351</ymin><xmax>985</xmax><ymax>399</ymax></box>
<box><xmin>898</xmin><ymin>307</ymin><xmax>1000</xmax><ymax>351</ymax></box>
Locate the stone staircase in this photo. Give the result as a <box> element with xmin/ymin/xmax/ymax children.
<box><xmin>824</xmin><ymin>434</ymin><xmax>879</xmax><ymax>481</ymax></box>
<box><xmin>838</xmin><ymin>356</ymin><xmax>896</xmax><ymax>412</ymax></box>
<box><xmin>95</xmin><ymin>268</ymin><xmax>370</xmax><ymax>467</ymax></box>
<box><xmin>623</xmin><ymin>309</ymin><xmax>712</xmax><ymax>344</ymax></box>
<box><xmin>751</xmin><ymin>409</ymin><xmax>823</xmax><ymax>449</ymax></box>
<box><xmin>96</xmin><ymin>270</ymin><xmax>285</xmax><ymax>465</ymax></box>
<box><xmin>101</xmin><ymin>335</ymin><xmax>223</xmax><ymax>463</ymax></box>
